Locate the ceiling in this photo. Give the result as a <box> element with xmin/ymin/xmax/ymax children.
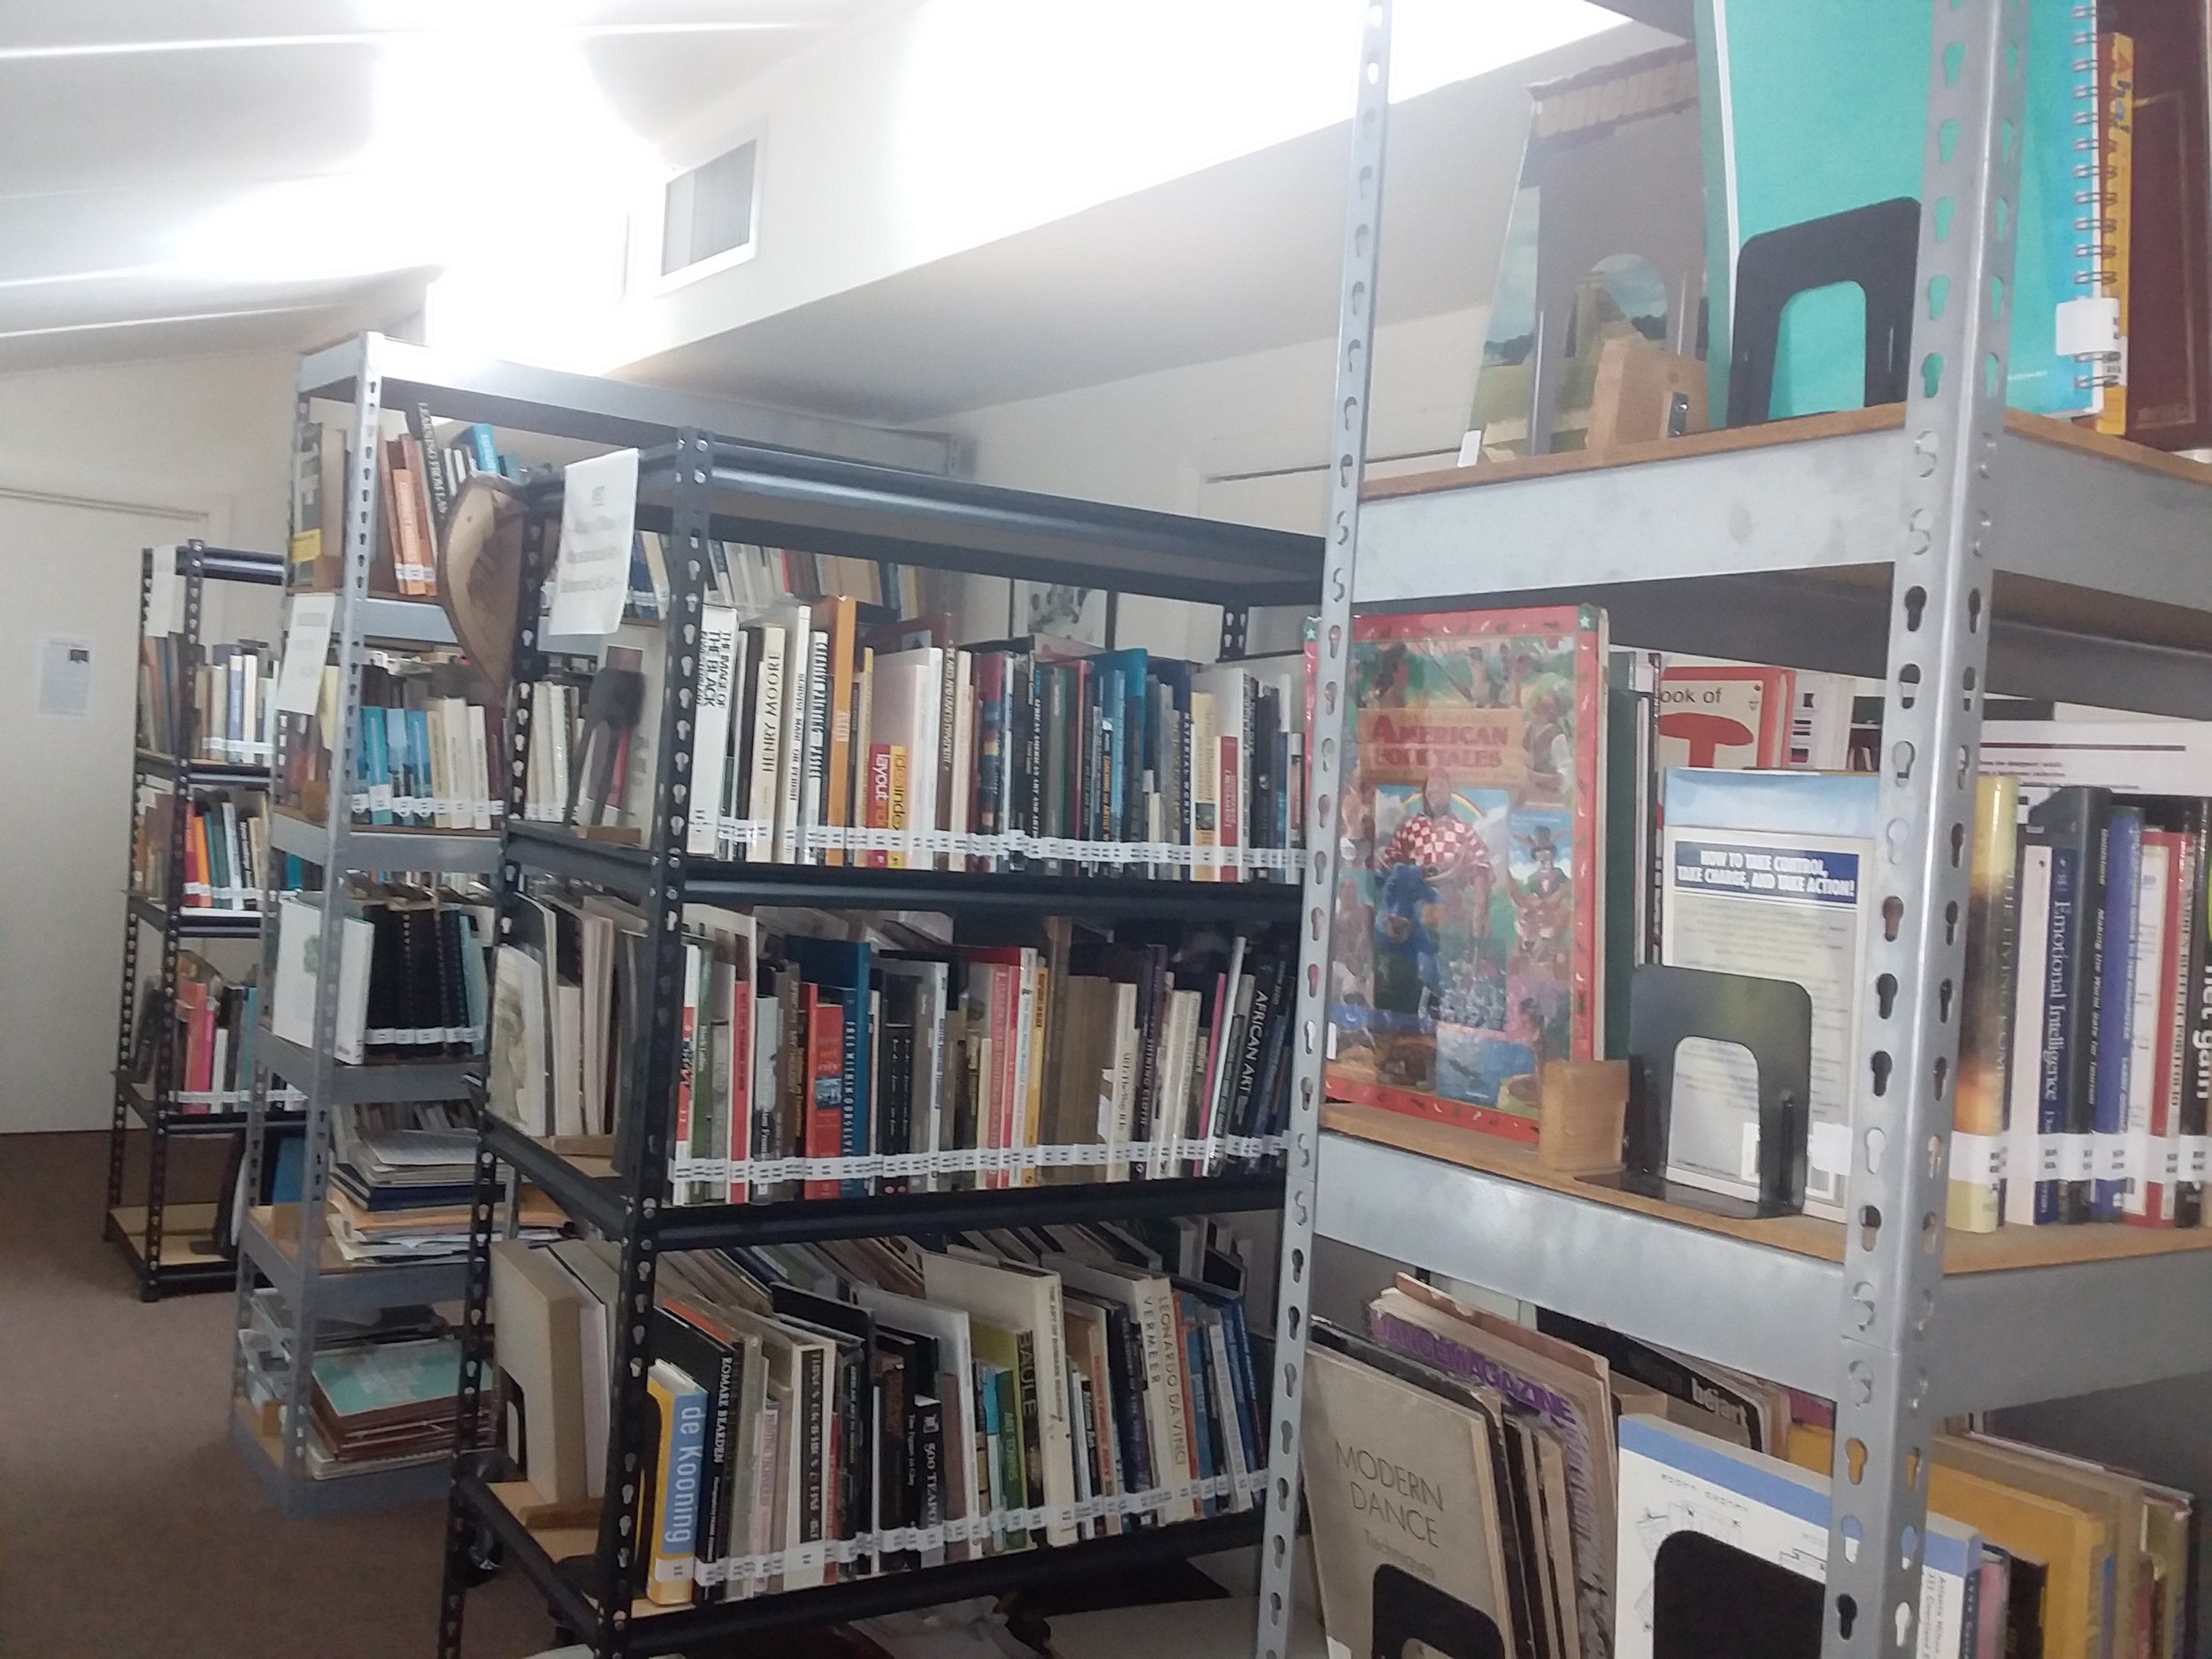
<box><xmin>619</xmin><ymin>19</ymin><xmax>1674</xmax><ymax>423</ymax></box>
<box><xmin>0</xmin><ymin>0</ymin><xmax>869</xmax><ymax>371</ymax></box>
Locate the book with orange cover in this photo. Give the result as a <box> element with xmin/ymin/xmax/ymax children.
<box><xmin>1790</xmin><ymin>1425</ymin><xmax>2108</xmax><ymax>1659</ymax></box>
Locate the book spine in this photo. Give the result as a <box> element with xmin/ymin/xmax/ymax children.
<box><xmin>836</xmin><ymin>983</ymin><xmax>866</xmax><ymax>1200</ymax></box>
<box><xmin>914</xmin><ymin>1395</ymin><xmax>946</xmax><ymax>1567</ymax></box>
<box><xmin>647</xmin><ymin>1374</ymin><xmax>706</xmax><ymax>1605</ymax></box>
<box><xmin>2183</xmin><ymin>823</ymin><xmax>2212</xmax><ymax>1226</ymax></box>
<box><xmin>802</xmin><ymin>985</ymin><xmax>841</xmax><ymax>1200</ymax></box>
<box><xmin>1012</xmin><ymin>1330</ymin><xmax>1046</xmax><ymax>1517</ymax></box>
<box><xmin>2093</xmin><ymin>810</ymin><xmax>2143</xmax><ymax>1218</ymax></box>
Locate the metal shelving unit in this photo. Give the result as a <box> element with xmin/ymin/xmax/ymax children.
<box><xmin>104</xmin><ymin>539</ymin><xmax>288</xmax><ymax>1300</ymax></box>
<box><xmin>232</xmin><ymin>333</ymin><xmax>968</xmax><ymax>1518</ymax></box>
<box><xmin>434</xmin><ymin>434</ymin><xmax>1324</xmax><ymax>1658</ymax></box>
<box><xmin>1260</xmin><ymin>7</ymin><xmax>2212</xmax><ymax>1659</ymax></box>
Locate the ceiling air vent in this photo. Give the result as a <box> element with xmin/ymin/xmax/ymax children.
<box><xmin>661</xmin><ymin>137</ymin><xmax>759</xmax><ymax>278</ymax></box>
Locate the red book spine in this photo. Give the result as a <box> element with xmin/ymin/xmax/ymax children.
<box><xmin>803</xmin><ymin>984</ymin><xmax>844</xmax><ymax>1199</ymax></box>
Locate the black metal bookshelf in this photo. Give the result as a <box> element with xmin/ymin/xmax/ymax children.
<box><xmin>435</xmin><ymin>434</ymin><xmax>1323</xmax><ymax>1658</ymax></box>
<box><xmin>104</xmin><ymin>539</ymin><xmax>290</xmax><ymax>1300</ymax></box>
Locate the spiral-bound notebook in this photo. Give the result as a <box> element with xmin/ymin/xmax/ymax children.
<box><xmin>1694</xmin><ymin>0</ymin><xmax>2101</xmax><ymax>423</ymax></box>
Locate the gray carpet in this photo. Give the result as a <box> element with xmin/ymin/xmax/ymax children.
<box><xmin>0</xmin><ymin>1131</ymin><xmax>555</xmax><ymax>1659</ymax></box>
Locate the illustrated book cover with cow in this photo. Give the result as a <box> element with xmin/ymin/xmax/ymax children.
<box><xmin>1325</xmin><ymin>604</ymin><xmax>1608</xmax><ymax>1141</ymax></box>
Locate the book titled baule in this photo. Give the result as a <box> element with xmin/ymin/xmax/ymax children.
<box><xmin>1325</xmin><ymin>605</ymin><xmax>1608</xmax><ymax>1142</ymax></box>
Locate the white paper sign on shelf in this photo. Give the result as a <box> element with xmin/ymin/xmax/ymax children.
<box><xmin>546</xmin><ymin>447</ymin><xmax>639</xmax><ymax>640</ymax></box>
<box><xmin>274</xmin><ymin>593</ymin><xmax>337</xmax><ymax>716</ymax></box>
<box><xmin>146</xmin><ymin>545</ymin><xmax>182</xmax><ymax>637</ymax></box>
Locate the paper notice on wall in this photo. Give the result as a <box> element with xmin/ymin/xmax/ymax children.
<box><xmin>547</xmin><ymin>447</ymin><xmax>639</xmax><ymax>639</ymax></box>
<box><xmin>146</xmin><ymin>545</ymin><xmax>181</xmax><ymax>637</ymax></box>
<box><xmin>38</xmin><ymin>636</ymin><xmax>93</xmax><ymax>718</ymax></box>
<box><xmin>274</xmin><ymin>592</ymin><xmax>337</xmax><ymax>715</ymax></box>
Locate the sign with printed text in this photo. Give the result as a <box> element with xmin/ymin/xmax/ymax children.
<box><xmin>1670</xmin><ymin>839</ymin><xmax>1861</xmax><ymax>905</ymax></box>
<box><xmin>547</xmin><ymin>448</ymin><xmax>639</xmax><ymax>639</ymax></box>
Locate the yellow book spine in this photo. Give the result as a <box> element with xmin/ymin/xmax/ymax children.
<box><xmin>2096</xmin><ymin>33</ymin><xmax>2136</xmax><ymax>438</ymax></box>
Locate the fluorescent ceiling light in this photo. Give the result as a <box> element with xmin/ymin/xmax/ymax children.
<box><xmin>0</xmin><ymin>22</ymin><xmax>804</xmax><ymax>63</ymax></box>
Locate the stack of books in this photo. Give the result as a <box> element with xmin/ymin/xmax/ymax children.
<box><xmin>308</xmin><ymin>1333</ymin><xmax>494</xmax><ymax>1479</ymax></box>
<box><xmin>272</xmin><ymin>649</ymin><xmax>503</xmax><ymax>833</ymax></box>
<box><xmin>327</xmin><ymin>1103</ymin><xmax>562</xmax><ymax>1266</ymax></box>
<box><xmin>489</xmin><ymin>1217</ymin><xmax>1263</xmax><ymax>1606</ymax></box>
<box><xmin>489</xmin><ymin>906</ymin><xmax>1295</xmax><ymax>1201</ymax></box>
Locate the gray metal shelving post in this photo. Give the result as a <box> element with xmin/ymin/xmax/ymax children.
<box><xmin>230</xmin><ymin>335</ymin><xmax>474</xmax><ymax>1517</ymax></box>
<box><xmin>1257</xmin><ymin>4</ymin><xmax>2033</xmax><ymax>1657</ymax></box>
<box><xmin>1256</xmin><ymin>5</ymin><xmax>1390</xmax><ymax>1659</ymax></box>
<box><xmin>1829</xmin><ymin>3</ymin><xmax>2026</xmax><ymax>1653</ymax></box>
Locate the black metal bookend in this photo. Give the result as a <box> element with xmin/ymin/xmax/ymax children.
<box><xmin>1586</xmin><ymin>964</ymin><xmax>1812</xmax><ymax>1220</ymax></box>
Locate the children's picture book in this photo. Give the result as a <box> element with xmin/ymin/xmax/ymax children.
<box><xmin>1326</xmin><ymin>606</ymin><xmax>1607</xmax><ymax>1141</ymax></box>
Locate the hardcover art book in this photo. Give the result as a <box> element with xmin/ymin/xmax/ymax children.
<box><xmin>1325</xmin><ymin>606</ymin><xmax>1607</xmax><ymax>1141</ymax></box>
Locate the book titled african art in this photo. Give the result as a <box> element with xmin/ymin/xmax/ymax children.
<box><xmin>1326</xmin><ymin>606</ymin><xmax>1607</xmax><ymax>1141</ymax></box>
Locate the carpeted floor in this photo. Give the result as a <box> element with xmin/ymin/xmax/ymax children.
<box><xmin>0</xmin><ymin>1132</ymin><xmax>555</xmax><ymax>1659</ymax></box>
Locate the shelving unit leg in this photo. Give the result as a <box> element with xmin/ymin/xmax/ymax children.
<box><xmin>1828</xmin><ymin>4</ymin><xmax>2027</xmax><ymax>1655</ymax></box>
<box><xmin>104</xmin><ymin>549</ymin><xmax>153</xmax><ymax>1226</ymax></box>
<box><xmin>1253</xmin><ymin>7</ymin><xmax>1390</xmax><ymax>1659</ymax></box>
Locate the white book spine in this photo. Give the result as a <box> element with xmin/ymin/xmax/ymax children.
<box><xmin>687</xmin><ymin>603</ymin><xmax>741</xmax><ymax>855</ymax></box>
<box><xmin>746</xmin><ymin>626</ymin><xmax>787</xmax><ymax>865</ymax></box>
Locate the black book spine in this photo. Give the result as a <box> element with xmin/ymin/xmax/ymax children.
<box><xmin>653</xmin><ymin>1312</ymin><xmax>736</xmax><ymax>1600</ymax></box>
<box><xmin>1108</xmin><ymin>1311</ymin><xmax>1155</xmax><ymax>1521</ymax></box>
<box><xmin>914</xmin><ymin>1395</ymin><xmax>945</xmax><ymax>1562</ymax></box>
<box><xmin>1229</xmin><ymin>964</ymin><xmax>1276</xmax><ymax>1139</ymax></box>
<box><xmin>1040</xmin><ymin>664</ymin><xmax>1065</xmax><ymax>875</ymax></box>
<box><xmin>2024</xmin><ymin>787</ymin><xmax>2111</xmax><ymax>1224</ymax></box>
<box><xmin>1012</xmin><ymin>1331</ymin><xmax>1046</xmax><ymax>1513</ymax></box>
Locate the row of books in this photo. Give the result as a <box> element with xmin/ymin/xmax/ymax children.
<box><xmin>1318</xmin><ymin>602</ymin><xmax>2212</xmax><ymax>1232</ymax></box>
<box><xmin>614</xmin><ymin>527</ymin><xmax>933</xmax><ymax>622</ymax></box>
<box><xmin>137</xmin><ymin>637</ymin><xmax>277</xmax><ymax>766</ymax></box>
<box><xmin>268</xmin><ymin>885</ymin><xmax>493</xmax><ymax>1066</ymax></box>
<box><xmin>132</xmin><ymin>787</ymin><xmax>299</xmax><ymax>912</ymax></box>
<box><xmin>326</xmin><ymin>1104</ymin><xmax>562</xmax><ymax>1267</ymax></box>
<box><xmin>488</xmin><ymin>900</ymin><xmax>1294</xmax><ymax>1202</ymax></box>
<box><xmin>535</xmin><ymin>597</ymin><xmax>1305</xmax><ymax>880</ymax></box>
<box><xmin>490</xmin><ymin>1217</ymin><xmax>1263</xmax><ymax>1606</ymax></box>
<box><xmin>1305</xmin><ymin>1274</ymin><xmax>2194</xmax><ymax>1659</ymax></box>
<box><xmin>290</xmin><ymin>414</ymin><xmax>523</xmax><ymax>599</ymax></box>
<box><xmin>275</xmin><ymin>653</ymin><xmax>503</xmax><ymax>833</ymax></box>
<box><xmin>1959</xmin><ymin>781</ymin><xmax>2212</xmax><ymax>1230</ymax></box>
<box><xmin>126</xmin><ymin>954</ymin><xmax>301</xmax><ymax>1112</ymax></box>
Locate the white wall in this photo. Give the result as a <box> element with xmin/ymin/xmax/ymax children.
<box><xmin>936</xmin><ymin>304</ymin><xmax>1487</xmax><ymax>656</ymax></box>
<box><xmin>0</xmin><ymin>351</ymin><xmax>295</xmax><ymax>1135</ymax></box>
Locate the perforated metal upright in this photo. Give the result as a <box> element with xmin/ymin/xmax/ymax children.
<box><xmin>229</xmin><ymin>338</ymin><xmax>481</xmax><ymax>1517</ymax></box>
<box><xmin>1257</xmin><ymin>4</ymin><xmax>2028</xmax><ymax>1656</ymax></box>
<box><xmin>105</xmin><ymin>539</ymin><xmax>283</xmax><ymax>1300</ymax></box>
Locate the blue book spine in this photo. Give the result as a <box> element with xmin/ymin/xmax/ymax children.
<box><xmin>362</xmin><ymin>711</ymin><xmax>392</xmax><ymax>826</ymax></box>
<box><xmin>406</xmin><ymin>707</ymin><xmax>434</xmax><ymax>824</ymax></box>
<box><xmin>467</xmin><ymin>423</ymin><xmax>499</xmax><ymax>474</ymax></box>
<box><xmin>383</xmin><ymin>706</ymin><xmax>412</xmax><ymax>825</ymax></box>
<box><xmin>2038</xmin><ymin>845</ymin><xmax>2080</xmax><ymax>1225</ymax></box>
<box><xmin>2093</xmin><ymin>810</ymin><xmax>2143</xmax><ymax>1218</ymax></box>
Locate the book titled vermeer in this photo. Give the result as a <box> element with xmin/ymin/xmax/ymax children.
<box><xmin>1325</xmin><ymin>605</ymin><xmax>1607</xmax><ymax>1141</ymax></box>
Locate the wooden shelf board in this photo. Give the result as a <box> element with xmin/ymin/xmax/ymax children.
<box><xmin>1361</xmin><ymin>405</ymin><xmax>2212</xmax><ymax>504</ymax></box>
<box><xmin>1321</xmin><ymin>1102</ymin><xmax>2212</xmax><ymax>1275</ymax></box>
<box><xmin>108</xmin><ymin>1202</ymin><xmax>227</xmax><ymax>1268</ymax></box>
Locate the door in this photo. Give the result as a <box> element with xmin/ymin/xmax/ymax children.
<box><xmin>0</xmin><ymin>494</ymin><xmax>207</xmax><ymax>1133</ymax></box>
